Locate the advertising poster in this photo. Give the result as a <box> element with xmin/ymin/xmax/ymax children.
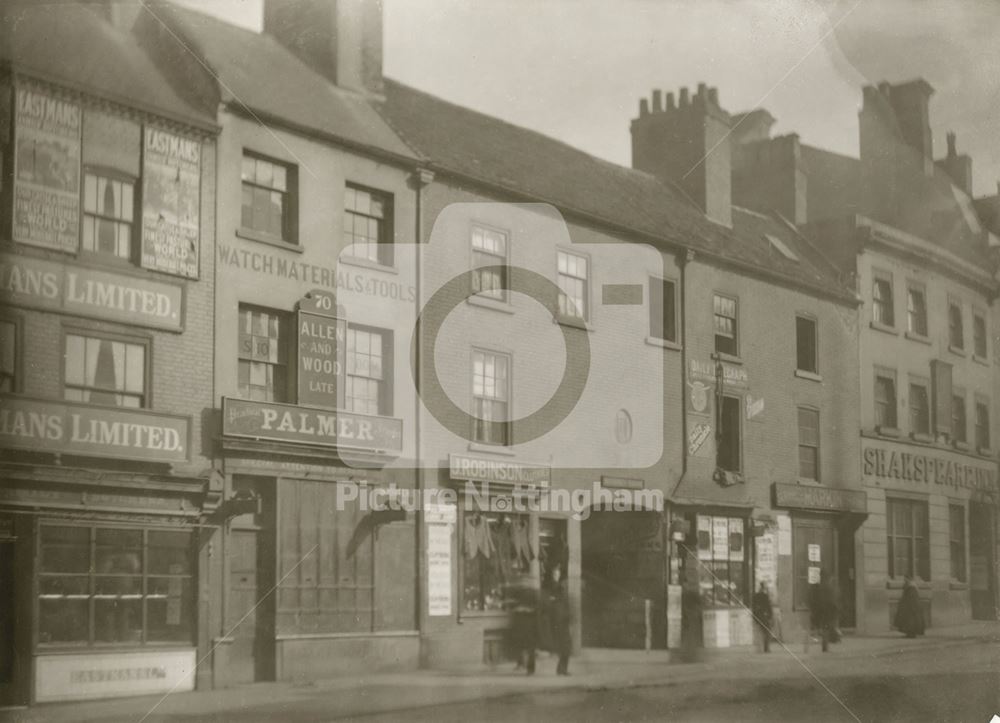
<box><xmin>427</xmin><ymin>522</ymin><xmax>453</xmax><ymax>616</ymax></box>
<box><xmin>141</xmin><ymin>127</ymin><xmax>200</xmax><ymax>278</ymax></box>
<box><xmin>712</xmin><ymin>516</ymin><xmax>729</xmax><ymax>559</ymax></box>
<box><xmin>696</xmin><ymin>515</ymin><xmax>712</xmax><ymax>560</ymax></box>
<box><xmin>728</xmin><ymin>517</ymin><xmax>744</xmax><ymax>562</ymax></box>
<box><xmin>755</xmin><ymin>532</ymin><xmax>777</xmax><ymax>594</ymax></box>
<box><xmin>13</xmin><ymin>84</ymin><xmax>81</xmax><ymax>252</ymax></box>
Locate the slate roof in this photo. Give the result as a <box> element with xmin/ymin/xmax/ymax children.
<box><xmin>377</xmin><ymin>79</ymin><xmax>853</xmax><ymax>302</ymax></box>
<box><xmin>144</xmin><ymin>3</ymin><xmax>418</xmax><ymax>162</ymax></box>
<box><xmin>1</xmin><ymin>3</ymin><xmax>214</xmax><ymax>129</ymax></box>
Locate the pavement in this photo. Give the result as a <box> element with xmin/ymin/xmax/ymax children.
<box><xmin>3</xmin><ymin>621</ymin><xmax>997</xmax><ymax>723</ymax></box>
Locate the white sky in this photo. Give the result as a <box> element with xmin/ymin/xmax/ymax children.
<box><xmin>173</xmin><ymin>0</ymin><xmax>1000</xmax><ymax>198</ymax></box>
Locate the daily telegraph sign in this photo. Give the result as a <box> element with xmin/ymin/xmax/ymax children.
<box><xmin>222</xmin><ymin>398</ymin><xmax>403</xmax><ymax>454</ymax></box>
<box><xmin>0</xmin><ymin>253</ymin><xmax>183</xmax><ymax>331</ymax></box>
<box><xmin>0</xmin><ymin>395</ymin><xmax>190</xmax><ymax>464</ymax></box>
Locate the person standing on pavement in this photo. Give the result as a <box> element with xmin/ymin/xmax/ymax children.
<box><xmin>894</xmin><ymin>576</ymin><xmax>925</xmax><ymax>638</ymax></box>
<box><xmin>507</xmin><ymin>575</ymin><xmax>539</xmax><ymax>674</ymax></box>
<box><xmin>751</xmin><ymin>581</ymin><xmax>774</xmax><ymax>653</ymax></box>
<box><xmin>809</xmin><ymin>572</ymin><xmax>839</xmax><ymax>652</ymax></box>
<box><xmin>542</xmin><ymin>565</ymin><xmax>571</xmax><ymax>675</ymax></box>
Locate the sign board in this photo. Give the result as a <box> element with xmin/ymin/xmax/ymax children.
<box><xmin>696</xmin><ymin>515</ymin><xmax>712</xmax><ymax>560</ymax></box>
<box><xmin>601</xmin><ymin>476</ymin><xmax>644</xmax><ymax>491</ymax></box>
<box><xmin>777</xmin><ymin>514</ymin><xmax>792</xmax><ymax>555</ymax></box>
<box><xmin>773</xmin><ymin>482</ymin><xmax>868</xmax><ymax>514</ymax></box>
<box><xmin>746</xmin><ymin>395</ymin><xmax>764</xmax><ymax>420</ymax></box>
<box><xmin>141</xmin><ymin>127</ymin><xmax>200</xmax><ymax>279</ymax></box>
<box><xmin>808</xmin><ymin>566</ymin><xmax>821</xmax><ymax>584</ymax></box>
<box><xmin>0</xmin><ymin>253</ymin><xmax>184</xmax><ymax>331</ymax></box>
<box><xmin>666</xmin><ymin>583</ymin><xmax>682</xmax><ymax>649</ymax></box>
<box><xmin>689</xmin><ymin>358</ymin><xmax>748</xmax><ymax>388</ymax></box>
<box><xmin>425</xmin><ymin>501</ymin><xmax>457</xmax><ymax>525</ymax></box>
<box><xmin>35</xmin><ymin>649</ymin><xmax>195</xmax><ymax>702</ymax></box>
<box><xmin>296</xmin><ymin>290</ymin><xmax>346</xmax><ymax>409</ymax></box>
<box><xmin>688</xmin><ymin>422</ymin><xmax>712</xmax><ymax>456</ymax></box>
<box><xmin>755</xmin><ymin>532</ymin><xmax>776</xmax><ymax>594</ymax></box>
<box><xmin>222</xmin><ymin>397</ymin><xmax>403</xmax><ymax>454</ymax></box>
<box><xmin>0</xmin><ymin>395</ymin><xmax>190</xmax><ymax>464</ymax></box>
<box><xmin>712</xmin><ymin>517</ymin><xmax>729</xmax><ymax>559</ymax></box>
<box><xmin>13</xmin><ymin>83</ymin><xmax>81</xmax><ymax>252</ymax></box>
<box><xmin>862</xmin><ymin>444</ymin><xmax>998</xmax><ymax>495</ymax></box>
<box><xmin>427</xmin><ymin>520</ymin><xmax>453</xmax><ymax>616</ymax></box>
<box><xmin>0</xmin><ymin>483</ymin><xmax>198</xmax><ymax>515</ymax></box>
<box><xmin>808</xmin><ymin>543</ymin><xmax>821</xmax><ymax>562</ymax></box>
<box><xmin>448</xmin><ymin>454</ymin><xmax>550</xmax><ymax>487</ymax></box>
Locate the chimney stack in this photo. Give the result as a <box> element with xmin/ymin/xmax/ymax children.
<box><xmin>263</xmin><ymin>0</ymin><xmax>384</xmax><ymax>95</ymax></box>
<box><xmin>936</xmin><ymin>130</ymin><xmax>974</xmax><ymax>196</ymax></box>
<box><xmin>630</xmin><ymin>83</ymin><xmax>732</xmax><ymax>227</ymax></box>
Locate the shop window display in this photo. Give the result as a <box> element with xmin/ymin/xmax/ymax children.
<box><xmin>693</xmin><ymin>515</ymin><xmax>746</xmax><ymax>608</ymax></box>
<box><xmin>37</xmin><ymin>524</ymin><xmax>194</xmax><ymax>647</ymax></box>
<box><xmin>463</xmin><ymin>511</ymin><xmax>533</xmax><ymax>612</ymax></box>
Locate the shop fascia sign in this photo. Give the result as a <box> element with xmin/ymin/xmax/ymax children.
<box><xmin>862</xmin><ymin>443</ymin><xmax>998</xmax><ymax>494</ymax></box>
<box><xmin>295</xmin><ymin>289</ymin><xmax>346</xmax><ymax>410</ymax></box>
<box><xmin>448</xmin><ymin>453</ymin><xmax>551</xmax><ymax>487</ymax></box>
<box><xmin>0</xmin><ymin>252</ymin><xmax>184</xmax><ymax>331</ymax></box>
<box><xmin>222</xmin><ymin>397</ymin><xmax>403</xmax><ymax>454</ymax></box>
<box><xmin>0</xmin><ymin>395</ymin><xmax>190</xmax><ymax>464</ymax></box>
<box><xmin>772</xmin><ymin>483</ymin><xmax>867</xmax><ymax>514</ymax></box>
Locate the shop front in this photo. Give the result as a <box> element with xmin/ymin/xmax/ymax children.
<box><xmin>770</xmin><ymin>483</ymin><xmax>868</xmax><ymax>635</ymax></box>
<box><xmin>860</xmin><ymin>437</ymin><xmax>999</xmax><ymax>632</ymax></box>
<box><xmin>420</xmin><ymin>454</ymin><xmax>560</xmax><ymax>668</ymax></box>
<box><xmin>0</xmin><ymin>394</ymin><xmax>203</xmax><ymax>706</ymax></box>
<box><xmin>217</xmin><ymin>396</ymin><xmax>416</xmax><ymax>684</ymax></box>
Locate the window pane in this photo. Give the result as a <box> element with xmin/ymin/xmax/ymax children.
<box><xmin>148</xmin><ymin>531</ymin><xmax>192</xmax><ymax>575</ymax></box>
<box><xmin>147</xmin><ymin>577</ymin><xmax>193</xmax><ymax>642</ymax></box>
<box><xmin>41</xmin><ymin>526</ymin><xmax>90</xmax><ymax>573</ymax></box>
<box><xmin>96</xmin><ymin>528</ymin><xmax>142</xmax><ymax>574</ymax></box>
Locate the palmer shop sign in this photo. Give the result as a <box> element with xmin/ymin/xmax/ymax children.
<box><xmin>222</xmin><ymin>398</ymin><xmax>403</xmax><ymax>454</ymax></box>
<box><xmin>862</xmin><ymin>443</ymin><xmax>998</xmax><ymax>494</ymax></box>
<box><xmin>0</xmin><ymin>253</ymin><xmax>183</xmax><ymax>331</ymax></box>
<box><xmin>0</xmin><ymin>395</ymin><xmax>190</xmax><ymax>464</ymax></box>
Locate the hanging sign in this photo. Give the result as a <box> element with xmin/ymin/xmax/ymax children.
<box><xmin>141</xmin><ymin>127</ymin><xmax>201</xmax><ymax>279</ymax></box>
<box><xmin>13</xmin><ymin>84</ymin><xmax>81</xmax><ymax>252</ymax></box>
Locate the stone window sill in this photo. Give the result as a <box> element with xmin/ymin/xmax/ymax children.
<box><xmin>236</xmin><ymin>227</ymin><xmax>302</xmax><ymax>253</ymax></box>
<box><xmin>645</xmin><ymin>336</ymin><xmax>682</xmax><ymax>351</ymax></box>
<box><xmin>794</xmin><ymin>369</ymin><xmax>822</xmax><ymax>382</ymax></box>
<box><xmin>910</xmin><ymin>432</ymin><xmax>934</xmax><ymax>444</ymax></box>
<box><xmin>973</xmin><ymin>354</ymin><xmax>989</xmax><ymax>367</ymax></box>
<box><xmin>339</xmin><ymin>254</ymin><xmax>398</xmax><ymax>275</ymax></box>
<box><xmin>948</xmin><ymin>344</ymin><xmax>967</xmax><ymax>357</ymax></box>
<box><xmin>554</xmin><ymin>315</ymin><xmax>592</xmax><ymax>332</ymax></box>
<box><xmin>949</xmin><ymin>581</ymin><xmax>969</xmax><ymax>591</ymax></box>
<box><xmin>875</xmin><ymin>425</ymin><xmax>901</xmax><ymax>438</ymax></box>
<box><xmin>467</xmin><ymin>442</ymin><xmax>517</xmax><ymax>457</ymax></box>
<box><xmin>870</xmin><ymin>320</ymin><xmax>898</xmax><ymax>336</ymax></box>
<box><xmin>468</xmin><ymin>295</ymin><xmax>515</xmax><ymax>315</ymax></box>
<box><xmin>904</xmin><ymin>331</ymin><xmax>931</xmax><ymax>345</ymax></box>
<box><xmin>713</xmin><ymin>352</ymin><xmax>743</xmax><ymax>366</ymax></box>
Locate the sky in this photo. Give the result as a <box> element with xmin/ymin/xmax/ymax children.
<box><xmin>174</xmin><ymin>0</ymin><xmax>1000</xmax><ymax>198</ymax></box>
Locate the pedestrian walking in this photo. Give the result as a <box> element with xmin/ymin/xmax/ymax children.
<box><xmin>542</xmin><ymin>566</ymin><xmax>571</xmax><ymax>675</ymax></box>
<box><xmin>809</xmin><ymin>572</ymin><xmax>839</xmax><ymax>652</ymax></box>
<box><xmin>894</xmin><ymin>576</ymin><xmax>925</xmax><ymax>638</ymax></box>
<box><xmin>506</xmin><ymin>575</ymin><xmax>538</xmax><ymax>674</ymax></box>
<box><xmin>751</xmin><ymin>581</ymin><xmax>774</xmax><ymax>653</ymax></box>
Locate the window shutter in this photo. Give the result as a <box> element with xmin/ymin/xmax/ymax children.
<box><xmin>931</xmin><ymin>359</ymin><xmax>953</xmax><ymax>437</ymax></box>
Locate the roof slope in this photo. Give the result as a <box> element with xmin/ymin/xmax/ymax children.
<box><xmin>144</xmin><ymin>3</ymin><xmax>417</xmax><ymax>161</ymax></box>
<box><xmin>1</xmin><ymin>3</ymin><xmax>213</xmax><ymax>128</ymax></box>
<box><xmin>378</xmin><ymin>78</ymin><xmax>852</xmax><ymax>301</ymax></box>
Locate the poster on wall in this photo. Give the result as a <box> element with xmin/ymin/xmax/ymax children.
<box><xmin>808</xmin><ymin>565</ymin><xmax>821</xmax><ymax>584</ymax></box>
<box><xmin>141</xmin><ymin>127</ymin><xmax>200</xmax><ymax>279</ymax></box>
<box><xmin>13</xmin><ymin>84</ymin><xmax>81</xmax><ymax>252</ymax></box>
<box><xmin>777</xmin><ymin>514</ymin><xmax>792</xmax><ymax>555</ymax></box>
<box><xmin>728</xmin><ymin>517</ymin><xmax>744</xmax><ymax>562</ymax></box>
<box><xmin>696</xmin><ymin>515</ymin><xmax>712</xmax><ymax>560</ymax></box>
<box><xmin>427</xmin><ymin>522</ymin><xmax>453</xmax><ymax>616</ymax></box>
<box><xmin>755</xmin><ymin>532</ymin><xmax>777</xmax><ymax>594</ymax></box>
<box><xmin>808</xmin><ymin>543</ymin><xmax>821</xmax><ymax>562</ymax></box>
<box><xmin>712</xmin><ymin>517</ymin><xmax>729</xmax><ymax>559</ymax></box>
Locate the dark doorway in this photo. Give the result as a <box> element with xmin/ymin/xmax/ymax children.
<box><xmin>0</xmin><ymin>539</ymin><xmax>23</xmax><ymax>707</ymax></box>
<box><xmin>969</xmin><ymin>503</ymin><xmax>996</xmax><ymax>621</ymax></box>
<box><xmin>581</xmin><ymin>510</ymin><xmax>665</xmax><ymax>649</ymax></box>
<box><xmin>837</xmin><ymin>521</ymin><xmax>857</xmax><ymax>628</ymax></box>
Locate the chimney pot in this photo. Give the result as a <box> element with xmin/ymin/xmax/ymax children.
<box><xmin>697</xmin><ymin>82</ymin><xmax>707</xmax><ymax>97</ymax></box>
<box><xmin>707</xmin><ymin>87</ymin><xmax>719</xmax><ymax>106</ymax></box>
<box><xmin>679</xmin><ymin>87</ymin><xmax>690</xmax><ymax>107</ymax></box>
<box><xmin>652</xmin><ymin>90</ymin><xmax>662</xmax><ymax>113</ymax></box>
<box><xmin>639</xmin><ymin>98</ymin><xmax>649</xmax><ymax>117</ymax></box>
<box><xmin>666</xmin><ymin>92</ymin><xmax>676</xmax><ymax>110</ymax></box>
<box><xmin>947</xmin><ymin>131</ymin><xmax>957</xmax><ymax>157</ymax></box>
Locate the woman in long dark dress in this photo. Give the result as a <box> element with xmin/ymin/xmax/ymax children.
<box><xmin>542</xmin><ymin>566</ymin><xmax>571</xmax><ymax>675</ymax></box>
<box><xmin>894</xmin><ymin>577</ymin><xmax>925</xmax><ymax>637</ymax></box>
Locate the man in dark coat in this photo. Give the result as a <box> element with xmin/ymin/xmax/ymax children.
<box><xmin>542</xmin><ymin>566</ymin><xmax>571</xmax><ymax>675</ymax></box>
<box><xmin>809</xmin><ymin>573</ymin><xmax>839</xmax><ymax>652</ymax></box>
<box><xmin>894</xmin><ymin>577</ymin><xmax>925</xmax><ymax>638</ymax></box>
<box><xmin>751</xmin><ymin>581</ymin><xmax>774</xmax><ymax>653</ymax></box>
<box><xmin>506</xmin><ymin>576</ymin><xmax>538</xmax><ymax>674</ymax></box>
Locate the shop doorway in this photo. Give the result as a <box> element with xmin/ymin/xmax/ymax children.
<box><xmin>227</xmin><ymin>529</ymin><xmax>275</xmax><ymax>682</ymax></box>
<box><xmin>0</xmin><ymin>540</ymin><xmax>22</xmax><ymax>707</ymax></box>
<box><xmin>969</xmin><ymin>503</ymin><xmax>996</xmax><ymax>621</ymax></box>
<box><xmin>836</xmin><ymin>521</ymin><xmax>857</xmax><ymax>628</ymax></box>
<box><xmin>581</xmin><ymin>510</ymin><xmax>665</xmax><ymax>649</ymax></box>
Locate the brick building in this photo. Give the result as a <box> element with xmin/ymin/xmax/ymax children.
<box><xmin>630</xmin><ymin>85</ymin><xmax>863</xmax><ymax>643</ymax></box>
<box><xmin>735</xmin><ymin>79</ymin><xmax>1000</xmax><ymax>630</ymax></box>
<box><xmin>0</xmin><ymin>4</ymin><xmax>217</xmax><ymax>706</ymax></box>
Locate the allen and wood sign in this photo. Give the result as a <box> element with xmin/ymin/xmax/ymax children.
<box><xmin>0</xmin><ymin>395</ymin><xmax>190</xmax><ymax>464</ymax></box>
<box><xmin>222</xmin><ymin>397</ymin><xmax>403</xmax><ymax>453</ymax></box>
<box><xmin>296</xmin><ymin>290</ymin><xmax>346</xmax><ymax>409</ymax></box>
